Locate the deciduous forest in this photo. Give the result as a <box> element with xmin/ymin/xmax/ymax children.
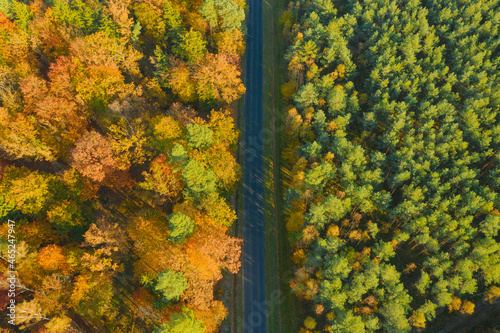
<box><xmin>0</xmin><ymin>0</ymin><xmax>245</xmax><ymax>331</ymax></box>
<box><xmin>281</xmin><ymin>0</ymin><xmax>500</xmax><ymax>331</ymax></box>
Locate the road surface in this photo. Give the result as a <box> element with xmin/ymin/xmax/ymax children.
<box><xmin>242</xmin><ymin>0</ymin><xmax>267</xmax><ymax>330</ymax></box>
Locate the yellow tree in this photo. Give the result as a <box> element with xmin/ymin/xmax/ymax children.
<box><xmin>194</xmin><ymin>53</ymin><xmax>245</xmax><ymax>104</ymax></box>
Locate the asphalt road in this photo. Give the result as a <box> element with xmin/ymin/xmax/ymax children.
<box><xmin>242</xmin><ymin>0</ymin><xmax>267</xmax><ymax>330</ymax></box>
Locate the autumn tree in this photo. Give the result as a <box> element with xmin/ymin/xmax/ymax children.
<box><xmin>155</xmin><ymin>306</ymin><xmax>205</xmax><ymax>333</ymax></box>
<box><xmin>194</xmin><ymin>53</ymin><xmax>245</xmax><ymax>104</ymax></box>
<box><xmin>168</xmin><ymin>213</ymin><xmax>195</xmax><ymax>243</ymax></box>
<box><xmin>154</xmin><ymin>269</ymin><xmax>188</xmax><ymax>302</ymax></box>
<box><xmin>70</xmin><ymin>131</ymin><xmax>130</xmax><ymax>186</ymax></box>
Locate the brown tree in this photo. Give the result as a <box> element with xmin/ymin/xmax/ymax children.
<box><xmin>69</xmin><ymin>131</ymin><xmax>130</xmax><ymax>186</ymax></box>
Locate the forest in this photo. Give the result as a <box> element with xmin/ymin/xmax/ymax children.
<box><xmin>280</xmin><ymin>0</ymin><xmax>500</xmax><ymax>331</ymax></box>
<box><xmin>0</xmin><ymin>0</ymin><xmax>246</xmax><ymax>331</ymax></box>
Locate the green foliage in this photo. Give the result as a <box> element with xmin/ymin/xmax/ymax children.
<box><xmin>168</xmin><ymin>212</ymin><xmax>195</xmax><ymax>243</ymax></box>
<box><xmin>0</xmin><ymin>0</ymin><xmax>13</xmax><ymax>18</ymax></box>
<box><xmin>481</xmin><ymin>213</ymin><xmax>500</xmax><ymax>238</ymax></box>
<box><xmin>170</xmin><ymin>143</ymin><xmax>189</xmax><ymax>163</ymax></box>
<box><xmin>182</xmin><ymin>160</ymin><xmax>218</xmax><ymax>200</ymax></box>
<box><xmin>294</xmin><ymin>83</ymin><xmax>318</xmax><ymax>109</ymax></box>
<box><xmin>131</xmin><ymin>2</ymin><xmax>166</xmax><ymax>44</ymax></box>
<box><xmin>173</xmin><ymin>29</ymin><xmax>207</xmax><ymax>65</ymax></box>
<box><xmin>186</xmin><ymin>124</ymin><xmax>213</xmax><ymax>149</ymax></box>
<box><xmin>163</xmin><ymin>0</ymin><xmax>182</xmax><ymax>30</ymax></box>
<box><xmin>11</xmin><ymin>0</ymin><xmax>32</xmax><ymax>32</ymax></box>
<box><xmin>46</xmin><ymin>200</ymin><xmax>85</xmax><ymax>234</ymax></box>
<box><xmin>199</xmin><ymin>0</ymin><xmax>244</xmax><ymax>31</ymax></box>
<box><xmin>155</xmin><ymin>269</ymin><xmax>188</xmax><ymax>302</ymax></box>
<box><xmin>52</xmin><ymin>0</ymin><xmax>118</xmax><ymax>36</ymax></box>
<box><xmin>0</xmin><ymin>194</ymin><xmax>15</xmax><ymax>219</ymax></box>
<box><xmin>282</xmin><ymin>0</ymin><xmax>500</xmax><ymax>331</ymax></box>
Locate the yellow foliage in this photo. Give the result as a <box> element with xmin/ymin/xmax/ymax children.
<box><xmin>287</xmin><ymin>212</ymin><xmax>305</xmax><ymax>233</ymax></box>
<box><xmin>349</xmin><ymin>230</ymin><xmax>362</xmax><ymax>241</ymax></box>
<box><xmin>448</xmin><ymin>296</ymin><xmax>462</xmax><ymax>312</ymax></box>
<box><xmin>289</xmin><ymin>171</ymin><xmax>305</xmax><ymax>190</ymax></box>
<box><xmin>292</xmin><ymin>249</ymin><xmax>307</xmax><ymax>265</ymax></box>
<box><xmin>215</xmin><ymin>29</ymin><xmax>245</xmax><ymax>55</ymax></box>
<box><xmin>173</xmin><ymin>202</ymin><xmax>199</xmax><ymax>220</ymax></box>
<box><xmin>401</xmin><ymin>262</ymin><xmax>416</xmax><ymax>275</ymax></box>
<box><xmin>193</xmin><ymin>301</ymin><xmax>227</xmax><ymax>333</ymax></box>
<box><xmin>186</xmin><ymin>245</ymin><xmax>219</xmax><ymax>280</ymax></box>
<box><xmin>315</xmin><ymin>303</ymin><xmax>325</xmax><ymax>315</ymax></box>
<box><xmin>460</xmin><ymin>300</ymin><xmax>475</xmax><ymax>315</ymax></box>
<box><xmin>200</xmin><ymin>194</ymin><xmax>237</xmax><ymax>229</ymax></box>
<box><xmin>326</xmin><ymin>225</ymin><xmax>340</xmax><ymax>237</ymax></box>
<box><xmin>336</xmin><ymin>64</ymin><xmax>346</xmax><ymax>78</ymax></box>
<box><xmin>359</xmin><ymin>93</ymin><xmax>368</xmax><ymax>105</ymax></box>
<box><xmin>306</xmin><ymin>63</ymin><xmax>318</xmax><ymax>81</ymax></box>
<box><xmin>168</xmin><ymin>62</ymin><xmax>197</xmax><ymax>103</ymax></box>
<box><xmin>304</xmin><ymin>108</ymin><xmax>314</xmax><ymax>123</ymax></box>
<box><xmin>302</xmin><ymin>225</ymin><xmax>320</xmax><ymax>244</ymax></box>
<box><xmin>208</xmin><ymin>109</ymin><xmax>239</xmax><ymax>147</ymax></box>
<box><xmin>326</xmin><ymin>121</ymin><xmax>337</xmax><ymax>132</ymax></box>
<box><xmin>154</xmin><ymin>116</ymin><xmax>183</xmax><ymax>142</ymax></box>
<box><xmin>283</xmin><ymin>144</ymin><xmax>300</xmax><ymax>167</ymax></box>
<box><xmin>323</xmin><ymin>151</ymin><xmax>335</xmax><ymax>163</ymax></box>
<box><xmin>304</xmin><ymin>316</ymin><xmax>316</xmax><ymax>330</ymax></box>
<box><xmin>38</xmin><ymin>245</ymin><xmax>69</xmax><ymax>272</ymax></box>
<box><xmin>351</xmin><ymin>261</ymin><xmax>362</xmax><ymax>272</ymax></box>
<box><xmin>485</xmin><ymin>286</ymin><xmax>500</xmax><ymax>304</ymax></box>
<box><xmin>361</xmin><ymin>247</ymin><xmax>371</xmax><ymax>256</ymax></box>
<box><xmin>70</xmin><ymin>275</ymin><xmax>95</xmax><ymax>306</ymax></box>
<box><xmin>409</xmin><ymin>311</ymin><xmax>426</xmax><ymax>328</ymax></box>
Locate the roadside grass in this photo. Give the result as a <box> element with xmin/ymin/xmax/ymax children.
<box><xmin>235</xmin><ymin>80</ymin><xmax>245</xmax><ymax>333</ymax></box>
<box><xmin>220</xmin><ymin>46</ymin><xmax>246</xmax><ymax>333</ymax></box>
<box><xmin>263</xmin><ymin>0</ymin><xmax>304</xmax><ymax>331</ymax></box>
<box><xmin>234</xmin><ymin>56</ymin><xmax>246</xmax><ymax>333</ymax></box>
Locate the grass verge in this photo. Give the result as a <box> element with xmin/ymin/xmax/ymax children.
<box><xmin>234</xmin><ymin>55</ymin><xmax>246</xmax><ymax>333</ymax></box>
<box><xmin>220</xmin><ymin>45</ymin><xmax>246</xmax><ymax>333</ymax></box>
<box><xmin>263</xmin><ymin>0</ymin><xmax>304</xmax><ymax>332</ymax></box>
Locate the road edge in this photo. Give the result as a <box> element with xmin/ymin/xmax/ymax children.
<box><xmin>263</xmin><ymin>0</ymin><xmax>303</xmax><ymax>332</ymax></box>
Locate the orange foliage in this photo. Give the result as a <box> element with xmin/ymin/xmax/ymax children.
<box><xmin>192</xmin><ymin>301</ymin><xmax>227</xmax><ymax>333</ymax></box>
<box><xmin>38</xmin><ymin>245</ymin><xmax>69</xmax><ymax>272</ymax></box>
<box><xmin>168</xmin><ymin>58</ymin><xmax>198</xmax><ymax>103</ymax></box>
<box><xmin>326</xmin><ymin>225</ymin><xmax>340</xmax><ymax>237</ymax></box>
<box><xmin>171</xmin><ymin>225</ymin><xmax>242</xmax><ymax>308</ymax></box>
<box><xmin>141</xmin><ymin>153</ymin><xmax>183</xmax><ymax>198</ymax></box>
<box><xmin>194</xmin><ymin>53</ymin><xmax>245</xmax><ymax>104</ymax></box>
<box><xmin>292</xmin><ymin>249</ymin><xmax>307</xmax><ymax>265</ymax></box>
<box><xmin>70</xmin><ymin>131</ymin><xmax>131</xmax><ymax>186</ymax></box>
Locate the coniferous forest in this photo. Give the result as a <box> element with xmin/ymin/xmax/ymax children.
<box><xmin>0</xmin><ymin>0</ymin><xmax>245</xmax><ymax>331</ymax></box>
<box><xmin>281</xmin><ymin>0</ymin><xmax>500</xmax><ymax>331</ymax></box>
